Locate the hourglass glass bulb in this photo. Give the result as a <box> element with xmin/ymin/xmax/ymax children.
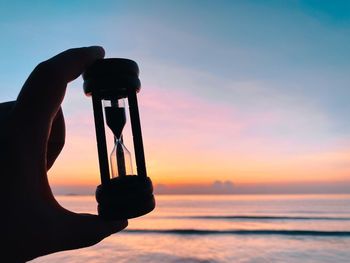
<box><xmin>104</xmin><ymin>99</ymin><xmax>126</xmax><ymax>139</ymax></box>
<box><xmin>104</xmin><ymin>98</ymin><xmax>134</xmax><ymax>178</ymax></box>
<box><xmin>110</xmin><ymin>141</ymin><xmax>133</xmax><ymax>178</ymax></box>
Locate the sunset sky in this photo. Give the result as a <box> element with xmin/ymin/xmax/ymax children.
<box><xmin>0</xmin><ymin>1</ymin><xmax>350</xmax><ymax>194</ymax></box>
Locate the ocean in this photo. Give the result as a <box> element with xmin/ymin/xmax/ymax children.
<box><xmin>31</xmin><ymin>194</ymin><xmax>350</xmax><ymax>263</ymax></box>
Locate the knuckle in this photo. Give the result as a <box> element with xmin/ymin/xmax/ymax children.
<box><xmin>32</xmin><ymin>61</ymin><xmax>64</xmax><ymax>84</ymax></box>
<box><xmin>34</xmin><ymin>61</ymin><xmax>54</xmax><ymax>75</ymax></box>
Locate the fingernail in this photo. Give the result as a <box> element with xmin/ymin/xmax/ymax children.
<box><xmin>87</xmin><ymin>46</ymin><xmax>105</xmax><ymax>58</ymax></box>
<box><xmin>109</xmin><ymin>219</ymin><xmax>128</xmax><ymax>233</ymax></box>
<box><xmin>119</xmin><ymin>219</ymin><xmax>128</xmax><ymax>229</ymax></box>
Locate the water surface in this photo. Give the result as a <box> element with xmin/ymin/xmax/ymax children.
<box><xmin>31</xmin><ymin>194</ymin><xmax>350</xmax><ymax>262</ymax></box>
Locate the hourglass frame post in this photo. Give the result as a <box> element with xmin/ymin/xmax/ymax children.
<box><xmin>128</xmin><ymin>91</ymin><xmax>147</xmax><ymax>178</ymax></box>
<box><xmin>91</xmin><ymin>93</ymin><xmax>111</xmax><ymax>185</ymax></box>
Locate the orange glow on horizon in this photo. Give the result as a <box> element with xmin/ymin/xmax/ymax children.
<box><xmin>48</xmin><ymin>86</ymin><xmax>350</xmax><ymax>190</ymax></box>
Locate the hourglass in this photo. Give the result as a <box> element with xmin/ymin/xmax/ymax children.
<box><xmin>82</xmin><ymin>58</ymin><xmax>155</xmax><ymax>220</ymax></box>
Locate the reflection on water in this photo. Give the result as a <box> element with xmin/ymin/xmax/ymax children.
<box><xmin>31</xmin><ymin>194</ymin><xmax>350</xmax><ymax>263</ymax></box>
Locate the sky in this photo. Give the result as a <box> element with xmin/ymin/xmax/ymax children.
<box><xmin>0</xmin><ymin>1</ymin><xmax>349</xmax><ymax>194</ymax></box>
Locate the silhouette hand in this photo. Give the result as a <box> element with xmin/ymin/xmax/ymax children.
<box><xmin>0</xmin><ymin>47</ymin><xmax>128</xmax><ymax>262</ymax></box>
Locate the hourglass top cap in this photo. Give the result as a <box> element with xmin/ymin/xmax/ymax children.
<box><xmin>82</xmin><ymin>58</ymin><xmax>141</xmax><ymax>99</ymax></box>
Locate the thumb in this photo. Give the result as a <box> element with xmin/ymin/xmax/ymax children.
<box><xmin>56</xmin><ymin>212</ymin><xmax>128</xmax><ymax>251</ymax></box>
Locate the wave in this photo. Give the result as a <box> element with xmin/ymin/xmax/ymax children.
<box><xmin>162</xmin><ymin>215</ymin><xmax>350</xmax><ymax>221</ymax></box>
<box><xmin>124</xmin><ymin>229</ymin><xmax>350</xmax><ymax>236</ymax></box>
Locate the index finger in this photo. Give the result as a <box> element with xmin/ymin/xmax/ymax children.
<box><xmin>14</xmin><ymin>46</ymin><xmax>105</xmax><ymax>128</ymax></box>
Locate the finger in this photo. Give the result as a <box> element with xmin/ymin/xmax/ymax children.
<box><xmin>14</xmin><ymin>46</ymin><xmax>105</xmax><ymax>129</ymax></box>
<box><xmin>55</xmin><ymin>212</ymin><xmax>128</xmax><ymax>252</ymax></box>
<box><xmin>47</xmin><ymin>108</ymin><xmax>65</xmax><ymax>170</ymax></box>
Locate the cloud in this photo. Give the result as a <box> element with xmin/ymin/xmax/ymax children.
<box><xmin>153</xmin><ymin>180</ymin><xmax>350</xmax><ymax>195</ymax></box>
<box><xmin>155</xmin><ymin>180</ymin><xmax>235</xmax><ymax>195</ymax></box>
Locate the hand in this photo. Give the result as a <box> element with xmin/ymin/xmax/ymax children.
<box><xmin>0</xmin><ymin>47</ymin><xmax>128</xmax><ymax>262</ymax></box>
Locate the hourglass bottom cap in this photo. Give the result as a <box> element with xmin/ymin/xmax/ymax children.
<box><xmin>96</xmin><ymin>176</ymin><xmax>155</xmax><ymax>220</ymax></box>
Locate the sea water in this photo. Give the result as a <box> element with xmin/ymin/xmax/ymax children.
<box><xmin>31</xmin><ymin>194</ymin><xmax>350</xmax><ymax>263</ymax></box>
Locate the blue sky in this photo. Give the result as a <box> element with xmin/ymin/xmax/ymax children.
<box><xmin>0</xmin><ymin>1</ymin><xmax>349</xmax><ymax>191</ymax></box>
<box><xmin>1</xmin><ymin>1</ymin><xmax>349</xmax><ymax>119</ymax></box>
